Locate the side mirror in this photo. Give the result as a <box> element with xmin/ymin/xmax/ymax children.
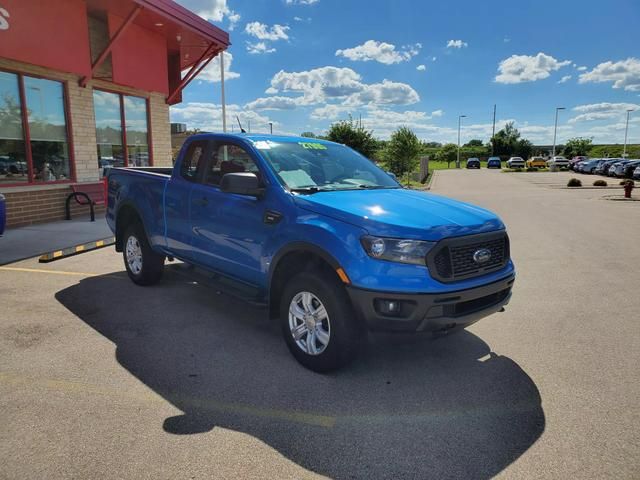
<box><xmin>220</xmin><ymin>172</ymin><xmax>264</xmax><ymax>197</ymax></box>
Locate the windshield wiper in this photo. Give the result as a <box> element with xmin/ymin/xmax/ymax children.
<box><xmin>290</xmin><ymin>186</ymin><xmax>322</xmax><ymax>194</ymax></box>
<box><xmin>356</xmin><ymin>185</ymin><xmax>400</xmax><ymax>190</ymax></box>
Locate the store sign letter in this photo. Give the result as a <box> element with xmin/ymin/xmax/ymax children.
<box><xmin>0</xmin><ymin>7</ymin><xmax>9</xmax><ymax>31</ymax></box>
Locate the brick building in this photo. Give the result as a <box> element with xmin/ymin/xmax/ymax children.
<box><xmin>0</xmin><ymin>0</ymin><xmax>228</xmax><ymax>228</ymax></box>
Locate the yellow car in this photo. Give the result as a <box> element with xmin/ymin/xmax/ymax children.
<box><xmin>527</xmin><ymin>156</ymin><xmax>547</xmax><ymax>168</ymax></box>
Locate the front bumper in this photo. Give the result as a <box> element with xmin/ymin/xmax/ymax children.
<box><xmin>347</xmin><ymin>274</ymin><xmax>515</xmax><ymax>333</ymax></box>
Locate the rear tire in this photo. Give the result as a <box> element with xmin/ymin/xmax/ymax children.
<box><xmin>280</xmin><ymin>271</ymin><xmax>361</xmax><ymax>372</ymax></box>
<box><xmin>122</xmin><ymin>222</ymin><xmax>164</xmax><ymax>286</ymax></box>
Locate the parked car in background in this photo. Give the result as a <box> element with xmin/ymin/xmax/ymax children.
<box><xmin>466</xmin><ymin>157</ymin><xmax>480</xmax><ymax>169</ymax></box>
<box><xmin>621</xmin><ymin>160</ymin><xmax>640</xmax><ymax>178</ymax></box>
<box><xmin>487</xmin><ymin>157</ymin><xmax>502</xmax><ymax>169</ymax></box>
<box><xmin>546</xmin><ymin>156</ymin><xmax>570</xmax><ymax>169</ymax></box>
<box><xmin>526</xmin><ymin>156</ymin><xmax>546</xmax><ymax>168</ymax></box>
<box><xmin>507</xmin><ymin>157</ymin><xmax>525</xmax><ymax>168</ymax></box>
<box><xmin>576</xmin><ymin>159</ymin><xmax>596</xmax><ymax>173</ymax></box>
<box><xmin>612</xmin><ymin>160</ymin><xmax>635</xmax><ymax>178</ymax></box>
<box><xmin>570</xmin><ymin>156</ymin><xmax>588</xmax><ymax>170</ymax></box>
<box><xmin>596</xmin><ymin>159</ymin><xmax>620</xmax><ymax>175</ymax></box>
<box><xmin>633</xmin><ymin>165</ymin><xmax>640</xmax><ymax>180</ymax></box>
<box><xmin>579</xmin><ymin>159</ymin><xmax>603</xmax><ymax>174</ymax></box>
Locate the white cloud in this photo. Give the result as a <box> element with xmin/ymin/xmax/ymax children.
<box><xmin>576</xmin><ymin>66</ymin><xmax>587</xmax><ymax>71</ymax></box>
<box><xmin>245</xmin><ymin>21</ymin><xmax>290</xmax><ymax>41</ymax></box>
<box><xmin>344</xmin><ymin>79</ymin><xmax>419</xmax><ymax>106</ymax></box>
<box><xmin>432</xmin><ymin>56</ymin><xmax>437</xmax><ymax>62</ymax></box>
<box><xmin>558</xmin><ymin>75</ymin><xmax>572</xmax><ymax>84</ymax></box>
<box><xmin>431</xmin><ymin>109</ymin><xmax>443</xmax><ymax>117</ymax></box>
<box><xmin>175</xmin><ymin>0</ymin><xmax>239</xmax><ymax>29</ymax></box>
<box><xmin>170</xmin><ymin>102</ymin><xmax>281</xmax><ymax>134</ymax></box>
<box><xmin>196</xmin><ymin>52</ymin><xmax>240</xmax><ymax>82</ymax></box>
<box><xmin>266</xmin><ymin>66</ymin><xmax>420</xmax><ymax>108</ymax></box>
<box><xmin>227</xmin><ymin>11</ymin><xmax>241</xmax><ymax>30</ymax></box>
<box><xmin>495</xmin><ymin>52</ymin><xmax>571</xmax><ymax>84</ymax></box>
<box><xmin>569</xmin><ymin>102</ymin><xmax>640</xmax><ymax>123</ymax></box>
<box><xmin>578</xmin><ymin>58</ymin><xmax>640</xmax><ymax>91</ymax></box>
<box><xmin>269</xmin><ymin>66</ymin><xmax>364</xmax><ymax>104</ymax></box>
<box><xmin>416</xmin><ymin>64</ymin><xmax>426</xmax><ymax>71</ymax></box>
<box><xmin>447</xmin><ymin>39</ymin><xmax>468</xmax><ymax>49</ymax></box>
<box><xmin>335</xmin><ymin>40</ymin><xmax>421</xmax><ymax>65</ymax></box>
<box><xmin>245</xmin><ymin>96</ymin><xmax>299</xmax><ymax>110</ymax></box>
<box><xmin>503</xmin><ymin>37</ymin><xmax>511</xmax><ymax>43</ymax></box>
<box><xmin>285</xmin><ymin>0</ymin><xmax>318</xmax><ymax>4</ymax></box>
<box><xmin>310</xmin><ymin>104</ymin><xmax>354</xmax><ymax>120</ymax></box>
<box><xmin>246</xmin><ymin>41</ymin><xmax>276</xmax><ymax>54</ymax></box>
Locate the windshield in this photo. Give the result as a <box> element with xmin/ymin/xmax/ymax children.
<box><xmin>253</xmin><ymin>140</ymin><xmax>399</xmax><ymax>192</ymax></box>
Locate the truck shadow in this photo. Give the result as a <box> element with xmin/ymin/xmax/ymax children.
<box><xmin>55</xmin><ymin>265</ymin><xmax>544</xmax><ymax>480</ymax></box>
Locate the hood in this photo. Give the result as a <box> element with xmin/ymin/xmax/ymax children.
<box><xmin>293</xmin><ymin>188</ymin><xmax>504</xmax><ymax>240</ymax></box>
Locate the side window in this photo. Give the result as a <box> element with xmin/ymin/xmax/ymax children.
<box><xmin>205</xmin><ymin>142</ymin><xmax>259</xmax><ymax>186</ymax></box>
<box><xmin>180</xmin><ymin>141</ymin><xmax>206</xmax><ymax>182</ymax></box>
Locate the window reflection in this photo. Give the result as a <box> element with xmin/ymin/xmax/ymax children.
<box><xmin>93</xmin><ymin>90</ymin><xmax>124</xmax><ymax>176</ymax></box>
<box><xmin>0</xmin><ymin>71</ymin><xmax>28</xmax><ymax>184</ymax></box>
<box><xmin>24</xmin><ymin>76</ymin><xmax>71</xmax><ymax>182</ymax></box>
<box><xmin>124</xmin><ymin>96</ymin><xmax>149</xmax><ymax>167</ymax></box>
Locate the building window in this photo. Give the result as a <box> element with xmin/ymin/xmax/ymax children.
<box><xmin>93</xmin><ymin>90</ymin><xmax>151</xmax><ymax>175</ymax></box>
<box><xmin>0</xmin><ymin>70</ymin><xmax>72</xmax><ymax>185</ymax></box>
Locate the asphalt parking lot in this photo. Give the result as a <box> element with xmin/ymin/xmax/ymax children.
<box><xmin>1</xmin><ymin>169</ymin><xmax>638</xmax><ymax>479</ymax></box>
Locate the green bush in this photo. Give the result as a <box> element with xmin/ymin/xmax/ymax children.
<box><xmin>526</xmin><ymin>167</ymin><xmax>538</xmax><ymax>172</ymax></box>
<box><xmin>593</xmin><ymin>180</ymin><xmax>607</xmax><ymax>186</ymax></box>
<box><xmin>567</xmin><ymin>178</ymin><xmax>582</xmax><ymax>187</ymax></box>
<box><xmin>620</xmin><ymin>179</ymin><xmax>635</xmax><ymax>186</ymax></box>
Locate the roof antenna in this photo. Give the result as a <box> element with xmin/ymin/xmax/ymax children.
<box><xmin>235</xmin><ymin>115</ymin><xmax>246</xmax><ymax>133</ymax></box>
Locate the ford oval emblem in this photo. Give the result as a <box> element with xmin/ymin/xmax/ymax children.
<box><xmin>473</xmin><ymin>248</ymin><xmax>492</xmax><ymax>265</ymax></box>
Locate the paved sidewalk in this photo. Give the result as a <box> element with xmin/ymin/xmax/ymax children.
<box><xmin>0</xmin><ymin>218</ymin><xmax>112</xmax><ymax>265</ymax></box>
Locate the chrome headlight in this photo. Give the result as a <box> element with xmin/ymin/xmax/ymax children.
<box><xmin>361</xmin><ymin>236</ymin><xmax>435</xmax><ymax>265</ymax></box>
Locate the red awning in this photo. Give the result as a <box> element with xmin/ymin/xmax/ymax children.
<box><xmin>86</xmin><ymin>0</ymin><xmax>229</xmax><ymax>71</ymax></box>
<box><xmin>84</xmin><ymin>0</ymin><xmax>229</xmax><ymax>102</ymax></box>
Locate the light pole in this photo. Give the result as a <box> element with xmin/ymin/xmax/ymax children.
<box><xmin>551</xmin><ymin>107</ymin><xmax>565</xmax><ymax>157</ymax></box>
<box><xmin>457</xmin><ymin>115</ymin><xmax>466</xmax><ymax>168</ymax></box>
<box><xmin>269</xmin><ymin>122</ymin><xmax>273</xmax><ymax>135</ymax></box>
<box><xmin>623</xmin><ymin>109</ymin><xmax>634</xmax><ymax>158</ymax></box>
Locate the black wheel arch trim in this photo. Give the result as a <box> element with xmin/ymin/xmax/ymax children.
<box><xmin>114</xmin><ymin>201</ymin><xmax>151</xmax><ymax>252</ymax></box>
<box><xmin>268</xmin><ymin>242</ymin><xmax>342</xmax><ymax>285</ymax></box>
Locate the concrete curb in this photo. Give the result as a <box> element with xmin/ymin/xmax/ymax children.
<box><xmin>39</xmin><ymin>236</ymin><xmax>115</xmax><ymax>263</ymax></box>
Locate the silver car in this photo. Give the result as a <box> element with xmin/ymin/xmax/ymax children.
<box><xmin>507</xmin><ymin>156</ymin><xmax>525</xmax><ymax>168</ymax></box>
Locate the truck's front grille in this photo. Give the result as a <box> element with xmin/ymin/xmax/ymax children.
<box><xmin>427</xmin><ymin>231</ymin><xmax>509</xmax><ymax>283</ymax></box>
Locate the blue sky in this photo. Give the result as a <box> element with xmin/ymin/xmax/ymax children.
<box><xmin>172</xmin><ymin>0</ymin><xmax>640</xmax><ymax>145</ymax></box>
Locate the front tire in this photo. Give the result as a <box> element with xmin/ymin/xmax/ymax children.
<box><xmin>123</xmin><ymin>223</ymin><xmax>164</xmax><ymax>286</ymax></box>
<box><xmin>280</xmin><ymin>271</ymin><xmax>360</xmax><ymax>372</ymax></box>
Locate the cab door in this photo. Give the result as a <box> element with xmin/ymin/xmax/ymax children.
<box><xmin>189</xmin><ymin>140</ymin><xmax>273</xmax><ymax>285</ymax></box>
<box><xmin>164</xmin><ymin>139</ymin><xmax>208</xmax><ymax>261</ymax></box>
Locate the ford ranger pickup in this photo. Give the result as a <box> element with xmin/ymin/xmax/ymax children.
<box><xmin>106</xmin><ymin>133</ymin><xmax>515</xmax><ymax>372</ymax></box>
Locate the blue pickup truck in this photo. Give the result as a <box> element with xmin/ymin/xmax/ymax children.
<box><xmin>107</xmin><ymin>133</ymin><xmax>514</xmax><ymax>372</ymax></box>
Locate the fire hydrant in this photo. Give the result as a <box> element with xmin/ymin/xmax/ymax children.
<box><xmin>624</xmin><ymin>181</ymin><xmax>634</xmax><ymax>198</ymax></box>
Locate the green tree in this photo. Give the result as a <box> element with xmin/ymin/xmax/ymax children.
<box><xmin>491</xmin><ymin>121</ymin><xmax>521</xmax><ymax>156</ymax></box>
<box><xmin>326</xmin><ymin>119</ymin><xmax>377</xmax><ymax>158</ymax></box>
<box><xmin>464</xmin><ymin>139</ymin><xmax>484</xmax><ymax>147</ymax></box>
<box><xmin>300</xmin><ymin>131</ymin><xmax>317</xmax><ymax>138</ymax></box>
<box><xmin>435</xmin><ymin>143</ymin><xmax>458</xmax><ymax>168</ymax></box>
<box><xmin>514</xmin><ymin>139</ymin><xmax>533</xmax><ymax>159</ymax></box>
<box><xmin>384</xmin><ymin>127</ymin><xmax>422</xmax><ymax>185</ymax></box>
<box><xmin>562</xmin><ymin>137</ymin><xmax>593</xmax><ymax>158</ymax></box>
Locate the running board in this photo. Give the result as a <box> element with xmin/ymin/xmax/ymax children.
<box><xmin>173</xmin><ymin>264</ymin><xmax>267</xmax><ymax>307</ymax></box>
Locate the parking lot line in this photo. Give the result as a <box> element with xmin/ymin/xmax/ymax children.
<box><xmin>0</xmin><ymin>266</ymin><xmax>100</xmax><ymax>277</ymax></box>
<box><xmin>0</xmin><ymin>371</ymin><xmax>337</xmax><ymax>429</ymax></box>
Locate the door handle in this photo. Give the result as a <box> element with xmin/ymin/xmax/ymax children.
<box><xmin>195</xmin><ymin>197</ymin><xmax>209</xmax><ymax>207</ymax></box>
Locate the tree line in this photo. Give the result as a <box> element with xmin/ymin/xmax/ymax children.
<box><xmin>302</xmin><ymin>119</ymin><xmax>629</xmax><ymax>181</ymax></box>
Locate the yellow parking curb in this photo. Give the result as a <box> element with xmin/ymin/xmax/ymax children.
<box><xmin>38</xmin><ymin>236</ymin><xmax>115</xmax><ymax>263</ymax></box>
